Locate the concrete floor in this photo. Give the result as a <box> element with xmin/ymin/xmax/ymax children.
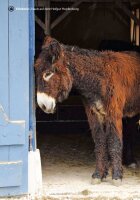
<box><xmin>37</xmin><ymin>132</ymin><xmax>140</xmax><ymax>200</ymax></box>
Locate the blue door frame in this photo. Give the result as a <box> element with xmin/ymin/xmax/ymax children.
<box><xmin>0</xmin><ymin>0</ymin><xmax>36</xmax><ymax>196</ymax></box>
<box><xmin>29</xmin><ymin>0</ymin><xmax>36</xmax><ymax>151</ymax></box>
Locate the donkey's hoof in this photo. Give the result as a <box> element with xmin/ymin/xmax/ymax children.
<box><xmin>102</xmin><ymin>177</ymin><xmax>109</xmax><ymax>182</ymax></box>
<box><xmin>102</xmin><ymin>172</ymin><xmax>109</xmax><ymax>182</ymax></box>
<box><xmin>128</xmin><ymin>163</ymin><xmax>137</xmax><ymax>169</ymax></box>
<box><xmin>112</xmin><ymin>179</ymin><xmax>122</xmax><ymax>186</ymax></box>
<box><xmin>91</xmin><ymin>178</ymin><xmax>101</xmax><ymax>185</ymax></box>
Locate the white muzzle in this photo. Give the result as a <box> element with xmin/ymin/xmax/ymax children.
<box><xmin>37</xmin><ymin>92</ymin><xmax>56</xmax><ymax>114</ymax></box>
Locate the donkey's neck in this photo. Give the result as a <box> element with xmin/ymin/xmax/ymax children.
<box><xmin>63</xmin><ymin>46</ymin><xmax>103</xmax><ymax>103</ymax></box>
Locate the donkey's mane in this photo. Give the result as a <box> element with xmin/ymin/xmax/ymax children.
<box><xmin>61</xmin><ymin>44</ymin><xmax>102</xmax><ymax>57</ymax></box>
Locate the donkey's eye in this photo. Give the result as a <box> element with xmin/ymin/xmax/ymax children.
<box><xmin>45</xmin><ymin>71</ymin><xmax>52</xmax><ymax>76</ymax></box>
<box><xmin>43</xmin><ymin>71</ymin><xmax>54</xmax><ymax>82</ymax></box>
<box><xmin>52</xmin><ymin>66</ymin><xmax>58</xmax><ymax>73</ymax></box>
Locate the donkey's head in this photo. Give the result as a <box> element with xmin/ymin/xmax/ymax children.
<box><xmin>35</xmin><ymin>36</ymin><xmax>73</xmax><ymax>113</ymax></box>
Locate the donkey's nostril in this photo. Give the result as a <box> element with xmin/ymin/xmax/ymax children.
<box><xmin>42</xmin><ymin>104</ymin><xmax>46</xmax><ymax>111</ymax></box>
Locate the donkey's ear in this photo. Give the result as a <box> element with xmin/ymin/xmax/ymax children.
<box><xmin>42</xmin><ymin>35</ymin><xmax>54</xmax><ymax>48</ymax></box>
<box><xmin>49</xmin><ymin>41</ymin><xmax>61</xmax><ymax>63</ymax></box>
<box><xmin>42</xmin><ymin>35</ymin><xmax>59</xmax><ymax>49</ymax></box>
<box><xmin>42</xmin><ymin>36</ymin><xmax>61</xmax><ymax>63</ymax></box>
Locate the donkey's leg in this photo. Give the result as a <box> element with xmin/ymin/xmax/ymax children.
<box><xmin>107</xmin><ymin>118</ymin><xmax>123</xmax><ymax>182</ymax></box>
<box><xmin>84</xmin><ymin>104</ymin><xmax>109</xmax><ymax>182</ymax></box>
<box><xmin>92</xmin><ymin>118</ymin><xmax>108</xmax><ymax>181</ymax></box>
<box><xmin>123</xmin><ymin>118</ymin><xmax>137</xmax><ymax>167</ymax></box>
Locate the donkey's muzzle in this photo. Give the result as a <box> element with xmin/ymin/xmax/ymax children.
<box><xmin>37</xmin><ymin>92</ymin><xmax>56</xmax><ymax>114</ymax></box>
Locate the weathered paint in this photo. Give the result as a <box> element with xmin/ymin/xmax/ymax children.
<box><xmin>0</xmin><ymin>123</ymin><xmax>25</xmax><ymax>146</ymax></box>
<box><xmin>0</xmin><ymin>1</ymin><xmax>9</xmax><ymax>126</ymax></box>
<box><xmin>0</xmin><ymin>0</ymin><xmax>35</xmax><ymax>196</ymax></box>
<box><xmin>0</xmin><ymin>161</ymin><xmax>22</xmax><ymax>187</ymax></box>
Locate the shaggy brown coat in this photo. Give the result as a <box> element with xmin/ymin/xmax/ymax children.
<box><xmin>35</xmin><ymin>36</ymin><xmax>140</xmax><ymax>182</ymax></box>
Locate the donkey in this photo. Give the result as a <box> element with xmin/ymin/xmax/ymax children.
<box><xmin>35</xmin><ymin>36</ymin><xmax>140</xmax><ymax>184</ymax></box>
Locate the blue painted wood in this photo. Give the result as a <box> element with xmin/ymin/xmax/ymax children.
<box><xmin>0</xmin><ymin>0</ymin><xmax>35</xmax><ymax>196</ymax></box>
<box><xmin>9</xmin><ymin>145</ymin><xmax>25</xmax><ymax>161</ymax></box>
<box><xmin>0</xmin><ymin>1</ymin><xmax>9</xmax><ymax>126</ymax></box>
<box><xmin>0</xmin><ymin>187</ymin><xmax>23</xmax><ymax>197</ymax></box>
<box><xmin>0</xmin><ymin>147</ymin><xmax>9</xmax><ymax>161</ymax></box>
<box><xmin>9</xmin><ymin>0</ymin><xmax>29</xmax><ymax>120</ymax></box>
<box><xmin>29</xmin><ymin>0</ymin><xmax>36</xmax><ymax>151</ymax></box>
<box><xmin>0</xmin><ymin>146</ymin><xmax>24</xmax><ymax>162</ymax></box>
<box><xmin>7</xmin><ymin>0</ymin><xmax>29</xmax><ymax>195</ymax></box>
<box><xmin>0</xmin><ymin>161</ymin><xmax>22</xmax><ymax>187</ymax></box>
<box><xmin>0</xmin><ymin>123</ymin><xmax>25</xmax><ymax>145</ymax></box>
